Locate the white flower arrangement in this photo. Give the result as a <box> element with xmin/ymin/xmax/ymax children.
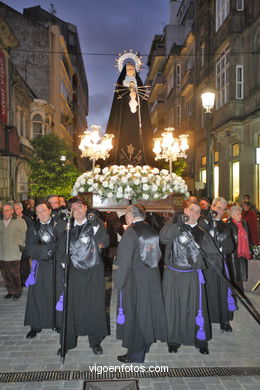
<box><xmin>71</xmin><ymin>165</ymin><xmax>189</xmax><ymax>201</ymax></box>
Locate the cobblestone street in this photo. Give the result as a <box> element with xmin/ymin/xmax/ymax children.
<box><xmin>0</xmin><ymin>272</ymin><xmax>260</xmax><ymax>390</ymax></box>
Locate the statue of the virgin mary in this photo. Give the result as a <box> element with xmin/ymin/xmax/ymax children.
<box><xmin>105</xmin><ymin>51</ymin><xmax>154</xmax><ymax>166</ymax></box>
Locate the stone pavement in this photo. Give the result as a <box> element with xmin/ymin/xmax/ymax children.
<box><xmin>0</xmin><ymin>271</ymin><xmax>260</xmax><ymax>390</ymax></box>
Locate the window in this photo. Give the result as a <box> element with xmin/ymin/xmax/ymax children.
<box><xmin>186</xmin><ymin>56</ymin><xmax>193</xmax><ymax>71</ymax></box>
<box><xmin>214</xmin><ymin>151</ymin><xmax>219</xmax><ymax>163</ymax></box>
<box><xmin>214</xmin><ymin>165</ymin><xmax>219</xmax><ymax>198</ymax></box>
<box><xmin>201</xmin><ymin>155</ymin><xmax>207</xmax><ymax>166</ymax></box>
<box><xmin>68</xmin><ymin>32</ymin><xmax>77</xmax><ymax>47</ymax></box>
<box><xmin>186</xmin><ymin>100</ymin><xmax>193</xmax><ymax>117</ymax></box>
<box><xmin>200</xmin><ymin>169</ymin><xmax>207</xmax><ymax>183</ymax></box>
<box><xmin>216</xmin><ymin>46</ymin><xmax>230</xmax><ymax>108</ymax></box>
<box><xmin>32</xmin><ymin>114</ymin><xmax>45</xmax><ymax>139</ymax></box>
<box><xmin>232</xmin><ymin>161</ymin><xmax>240</xmax><ymax>201</ymax></box>
<box><xmin>236</xmin><ymin>0</ymin><xmax>244</xmax><ymax>11</ymax></box>
<box><xmin>232</xmin><ymin>143</ymin><xmax>240</xmax><ymax>157</ymax></box>
<box><xmin>236</xmin><ymin>65</ymin><xmax>244</xmax><ymax>99</ymax></box>
<box><xmin>201</xmin><ymin>44</ymin><xmax>205</xmax><ymax>68</ymax></box>
<box><xmin>216</xmin><ymin>0</ymin><xmax>230</xmax><ymax>31</ymax></box>
<box><xmin>176</xmin><ymin>105</ymin><xmax>181</xmax><ymax>126</ymax></box>
<box><xmin>167</xmin><ymin>72</ymin><xmax>174</xmax><ymax>96</ymax></box>
<box><xmin>176</xmin><ymin>64</ymin><xmax>181</xmax><ymax>89</ymax></box>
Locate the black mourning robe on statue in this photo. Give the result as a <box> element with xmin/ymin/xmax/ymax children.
<box><xmin>199</xmin><ymin>215</ymin><xmax>236</xmax><ymax>324</ymax></box>
<box><xmin>56</xmin><ymin>217</ymin><xmax>109</xmax><ymax>350</ymax></box>
<box><xmin>24</xmin><ymin>218</ymin><xmax>65</xmax><ymax>330</ymax></box>
<box><xmin>106</xmin><ymin>64</ymin><xmax>154</xmax><ymax>166</ymax></box>
<box><xmin>159</xmin><ymin>222</ymin><xmax>222</xmax><ymax>347</ymax></box>
<box><xmin>114</xmin><ymin>221</ymin><xmax>167</xmax><ymax>355</ymax></box>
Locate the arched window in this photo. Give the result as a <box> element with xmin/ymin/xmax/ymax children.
<box><xmin>32</xmin><ymin>113</ymin><xmax>45</xmax><ymax>138</ymax></box>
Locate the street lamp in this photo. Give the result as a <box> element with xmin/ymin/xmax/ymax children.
<box><xmin>153</xmin><ymin>127</ymin><xmax>189</xmax><ymax>175</ymax></box>
<box><xmin>79</xmin><ymin>125</ymin><xmax>114</xmax><ymax>171</ymax></box>
<box><xmin>201</xmin><ymin>90</ymin><xmax>215</xmax><ymax>200</ymax></box>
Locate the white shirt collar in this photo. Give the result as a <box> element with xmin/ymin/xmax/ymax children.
<box><xmin>185</xmin><ymin>222</ymin><xmax>198</xmax><ymax>228</ymax></box>
<box><xmin>133</xmin><ymin>218</ymin><xmax>144</xmax><ymax>224</ymax></box>
<box><xmin>40</xmin><ymin>218</ymin><xmax>51</xmax><ymax>225</ymax></box>
<box><xmin>74</xmin><ymin>218</ymin><xmax>87</xmax><ymax>226</ymax></box>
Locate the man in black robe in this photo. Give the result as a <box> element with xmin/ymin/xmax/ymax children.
<box><xmin>24</xmin><ymin>200</ymin><xmax>65</xmax><ymax>338</ymax></box>
<box><xmin>106</xmin><ymin>61</ymin><xmax>154</xmax><ymax>166</ymax></box>
<box><xmin>199</xmin><ymin>197</ymin><xmax>236</xmax><ymax>332</ymax></box>
<box><xmin>56</xmin><ymin>197</ymin><xmax>109</xmax><ymax>355</ymax></box>
<box><xmin>160</xmin><ymin>201</ymin><xmax>222</xmax><ymax>355</ymax></box>
<box><xmin>115</xmin><ymin>204</ymin><xmax>167</xmax><ymax>363</ymax></box>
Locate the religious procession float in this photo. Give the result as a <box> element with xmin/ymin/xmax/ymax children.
<box><xmin>71</xmin><ymin>51</ymin><xmax>190</xmax><ymax>214</ymax></box>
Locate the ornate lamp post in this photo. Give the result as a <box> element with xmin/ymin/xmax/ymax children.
<box><xmin>79</xmin><ymin>125</ymin><xmax>114</xmax><ymax>171</ymax></box>
<box><xmin>201</xmin><ymin>90</ymin><xmax>215</xmax><ymax>200</ymax></box>
<box><xmin>153</xmin><ymin>127</ymin><xmax>189</xmax><ymax>175</ymax></box>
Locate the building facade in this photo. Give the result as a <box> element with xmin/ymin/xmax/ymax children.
<box><xmin>0</xmin><ymin>2</ymin><xmax>89</xmax><ymax>200</ymax></box>
<box><xmin>147</xmin><ymin>0</ymin><xmax>260</xmax><ymax>205</ymax></box>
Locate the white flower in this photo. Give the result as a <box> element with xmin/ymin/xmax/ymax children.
<box><xmin>72</xmin><ymin>164</ymin><xmax>189</xmax><ymax>201</ymax></box>
<box><xmin>79</xmin><ymin>177</ymin><xmax>86</xmax><ymax>185</ymax></box>
<box><xmin>71</xmin><ymin>189</ymin><xmax>78</xmax><ymax>196</ymax></box>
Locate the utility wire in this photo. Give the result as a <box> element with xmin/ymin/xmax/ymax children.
<box><xmin>1</xmin><ymin>47</ymin><xmax>259</xmax><ymax>57</ymax></box>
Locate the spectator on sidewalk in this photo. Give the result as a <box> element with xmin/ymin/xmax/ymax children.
<box><xmin>0</xmin><ymin>202</ymin><xmax>27</xmax><ymax>299</ymax></box>
<box><xmin>227</xmin><ymin>205</ymin><xmax>253</xmax><ymax>294</ymax></box>
<box><xmin>241</xmin><ymin>201</ymin><xmax>259</xmax><ymax>246</ymax></box>
<box><xmin>13</xmin><ymin>202</ymin><xmax>33</xmax><ymax>286</ymax></box>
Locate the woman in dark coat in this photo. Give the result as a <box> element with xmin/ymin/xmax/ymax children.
<box><xmin>242</xmin><ymin>201</ymin><xmax>259</xmax><ymax>246</ymax></box>
<box><xmin>227</xmin><ymin>205</ymin><xmax>253</xmax><ymax>294</ymax></box>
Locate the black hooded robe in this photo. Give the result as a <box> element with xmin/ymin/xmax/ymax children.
<box><xmin>106</xmin><ymin>64</ymin><xmax>154</xmax><ymax>166</ymax></box>
<box><xmin>56</xmin><ymin>218</ymin><xmax>109</xmax><ymax>350</ymax></box>
<box><xmin>199</xmin><ymin>216</ymin><xmax>236</xmax><ymax>324</ymax></box>
<box><xmin>114</xmin><ymin>221</ymin><xmax>167</xmax><ymax>355</ymax></box>
<box><xmin>159</xmin><ymin>223</ymin><xmax>222</xmax><ymax>348</ymax></box>
<box><xmin>24</xmin><ymin>218</ymin><xmax>65</xmax><ymax>330</ymax></box>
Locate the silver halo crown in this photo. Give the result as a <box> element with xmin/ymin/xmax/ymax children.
<box><xmin>116</xmin><ymin>50</ymin><xmax>142</xmax><ymax>73</ymax></box>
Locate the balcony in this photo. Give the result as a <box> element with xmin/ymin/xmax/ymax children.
<box><xmin>150</xmin><ymin>97</ymin><xmax>165</xmax><ymax>113</ymax></box>
<box><xmin>151</xmin><ymin>72</ymin><xmax>165</xmax><ymax>88</ymax></box>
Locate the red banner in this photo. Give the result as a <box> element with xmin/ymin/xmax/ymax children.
<box><xmin>8</xmin><ymin>126</ymin><xmax>20</xmax><ymax>155</ymax></box>
<box><xmin>0</xmin><ymin>50</ymin><xmax>8</xmax><ymax>124</ymax></box>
